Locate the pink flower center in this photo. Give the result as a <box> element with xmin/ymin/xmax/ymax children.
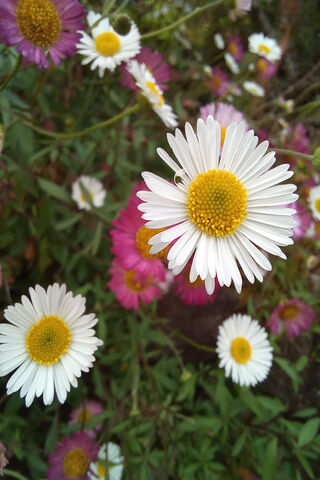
<box><xmin>135</xmin><ymin>225</ymin><xmax>167</xmax><ymax>260</ymax></box>
<box><xmin>279</xmin><ymin>305</ymin><xmax>298</xmax><ymax>320</ymax></box>
<box><xmin>212</xmin><ymin>75</ymin><xmax>221</xmax><ymax>89</ymax></box>
<box><xmin>256</xmin><ymin>58</ymin><xmax>267</xmax><ymax>73</ymax></box>
<box><xmin>124</xmin><ymin>269</ymin><xmax>150</xmax><ymax>292</ymax></box>
<box><xmin>77</xmin><ymin>408</ymin><xmax>92</xmax><ymax>424</ymax></box>
<box><xmin>228</xmin><ymin>43</ymin><xmax>237</xmax><ymax>56</ymax></box>
<box><xmin>63</xmin><ymin>448</ymin><xmax>89</xmax><ymax>478</ymax></box>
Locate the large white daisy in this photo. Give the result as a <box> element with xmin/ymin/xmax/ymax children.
<box><xmin>127</xmin><ymin>60</ymin><xmax>178</xmax><ymax>129</ymax></box>
<box><xmin>137</xmin><ymin>117</ymin><xmax>298</xmax><ymax>294</ymax></box>
<box><xmin>71</xmin><ymin>175</ymin><xmax>106</xmax><ymax>211</ymax></box>
<box><xmin>308</xmin><ymin>185</ymin><xmax>320</xmax><ymax>221</ymax></box>
<box><xmin>216</xmin><ymin>314</ymin><xmax>273</xmax><ymax>387</ymax></box>
<box><xmin>0</xmin><ymin>284</ymin><xmax>103</xmax><ymax>407</ymax></box>
<box><xmin>77</xmin><ymin>11</ymin><xmax>141</xmax><ymax>76</ymax></box>
<box><xmin>88</xmin><ymin>443</ymin><xmax>124</xmax><ymax>480</ymax></box>
<box><xmin>248</xmin><ymin>33</ymin><xmax>281</xmax><ymax>62</ymax></box>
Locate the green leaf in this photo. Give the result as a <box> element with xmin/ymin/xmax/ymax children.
<box><xmin>38</xmin><ymin>178</ymin><xmax>72</xmax><ymax>204</ymax></box>
<box><xmin>232</xmin><ymin>431</ymin><xmax>246</xmax><ymax>456</ymax></box>
<box><xmin>293</xmin><ymin>408</ymin><xmax>317</xmax><ymax>419</ymax></box>
<box><xmin>91</xmin><ymin>221</ymin><xmax>103</xmax><ymax>255</ymax></box>
<box><xmin>55</xmin><ymin>213</ymin><xmax>82</xmax><ymax>230</ymax></box>
<box><xmin>297</xmin><ymin>418</ymin><xmax>320</xmax><ymax>447</ymax></box>
<box><xmin>44</xmin><ymin>416</ymin><xmax>57</xmax><ymax>455</ymax></box>
<box><xmin>262</xmin><ymin>437</ymin><xmax>277</xmax><ymax>480</ymax></box>
<box><xmin>274</xmin><ymin>357</ymin><xmax>301</xmax><ymax>393</ymax></box>
<box><xmin>295</xmin><ymin>450</ymin><xmax>315</xmax><ymax>479</ymax></box>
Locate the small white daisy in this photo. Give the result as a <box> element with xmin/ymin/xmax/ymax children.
<box><xmin>217</xmin><ymin>314</ymin><xmax>273</xmax><ymax>387</ymax></box>
<box><xmin>243</xmin><ymin>81</ymin><xmax>265</xmax><ymax>97</ymax></box>
<box><xmin>127</xmin><ymin>60</ymin><xmax>178</xmax><ymax>129</ymax></box>
<box><xmin>77</xmin><ymin>11</ymin><xmax>141</xmax><ymax>76</ymax></box>
<box><xmin>0</xmin><ymin>284</ymin><xmax>103</xmax><ymax>407</ymax></box>
<box><xmin>308</xmin><ymin>185</ymin><xmax>320</xmax><ymax>221</ymax></box>
<box><xmin>229</xmin><ymin>0</ymin><xmax>253</xmax><ymax>21</ymax></box>
<box><xmin>88</xmin><ymin>443</ymin><xmax>124</xmax><ymax>480</ymax></box>
<box><xmin>224</xmin><ymin>52</ymin><xmax>240</xmax><ymax>74</ymax></box>
<box><xmin>71</xmin><ymin>175</ymin><xmax>106</xmax><ymax>211</ymax></box>
<box><xmin>214</xmin><ymin>33</ymin><xmax>225</xmax><ymax>50</ymax></box>
<box><xmin>137</xmin><ymin>117</ymin><xmax>297</xmax><ymax>294</ymax></box>
<box><xmin>249</xmin><ymin>33</ymin><xmax>281</xmax><ymax>62</ymax></box>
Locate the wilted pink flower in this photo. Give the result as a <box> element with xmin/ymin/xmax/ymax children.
<box><xmin>0</xmin><ymin>0</ymin><xmax>85</xmax><ymax>69</ymax></box>
<box><xmin>291</xmin><ymin>201</ymin><xmax>312</xmax><ymax>241</ymax></box>
<box><xmin>227</xmin><ymin>35</ymin><xmax>244</xmax><ymax>62</ymax></box>
<box><xmin>174</xmin><ymin>263</ymin><xmax>219</xmax><ymax>306</ymax></box>
<box><xmin>0</xmin><ymin>442</ymin><xmax>8</xmax><ymax>476</ymax></box>
<box><xmin>256</xmin><ymin>58</ymin><xmax>276</xmax><ymax>79</ymax></box>
<box><xmin>68</xmin><ymin>400</ymin><xmax>104</xmax><ymax>439</ymax></box>
<box><xmin>267</xmin><ymin>299</ymin><xmax>315</xmax><ymax>339</ymax></box>
<box><xmin>210</xmin><ymin>67</ymin><xmax>229</xmax><ymax>96</ymax></box>
<box><xmin>48</xmin><ymin>432</ymin><xmax>99</xmax><ymax>480</ymax></box>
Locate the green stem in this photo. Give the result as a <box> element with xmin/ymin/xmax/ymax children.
<box><xmin>141</xmin><ymin>0</ymin><xmax>225</xmax><ymax>39</ymax></box>
<box><xmin>169</xmin><ymin>330</ymin><xmax>216</xmax><ymax>354</ymax></box>
<box><xmin>0</xmin><ymin>55</ymin><xmax>22</xmax><ymax>91</ymax></box>
<box><xmin>2</xmin><ymin>469</ymin><xmax>29</xmax><ymax>480</ymax></box>
<box><xmin>271</xmin><ymin>148</ymin><xmax>313</xmax><ymax>161</ymax></box>
<box><xmin>22</xmin><ymin>103</ymin><xmax>140</xmax><ymax>140</ymax></box>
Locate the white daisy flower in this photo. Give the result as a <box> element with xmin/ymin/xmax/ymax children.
<box><xmin>71</xmin><ymin>175</ymin><xmax>106</xmax><ymax>211</ymax></box>
<box><xmin>243</xmin><ymin>81</ymin><xmax>265</xmax><ymax>97</ymax></box>
<box><xmin>216</xmin><ymin>314</ymin><xmax>273</xmax><ymax>387</ymax></box>
<box><xmin>89</xmin><ymin>443</ymin><xmax>124</xmax><ymax>480</ymax></box>
<box><xmin>77</xmin><ymin>11</ymin><xmax>141</xmax><ymax>76</ymax></box>
<box><xmin>249</xmin><ymin>33</ymin><xmax>281</xmax><ymax>62</ymax></box>
<box><xmin>229</xmin><ymin>0</ymin><xmax>253</xmax><ymax>21</ymax></box>
<box><xmin>0</xmin><ymin>284</ymin><xmax>103</xmax><ymax>407</ymax></box>
<box><xmin>214</xmin><ymin>33</ymin><xmax>225</xmax><ymax>50</ymax></box>
<box><xmin>308</xmin><ymin>185</ymin><xmax>320</xmax><ymax>221</ymax></box>
<box><xmin>127</xmin><ymin>60</ymin><xmax>178</xmax><ymax>129</ymax></box>
<box><xmin>137</xmin><ymin>117</ymin><xmax>298</xmax><ymax>295</ymax></box>
<box><xmin>224</xmin><ymin>53</ymin><xmax>240</xmax><ymax>74</ymax></box>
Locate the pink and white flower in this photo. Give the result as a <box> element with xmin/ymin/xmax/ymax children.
<box><xmin>69</xmin><ymin>400</ymin><xmax>104</xmax><ymax>439</ymax></box>
<box><xmin>267</xmin><ymin>299</ymin><xmax>315</xmax><ymax>339</ymax></box>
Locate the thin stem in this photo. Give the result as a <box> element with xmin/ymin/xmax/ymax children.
<box><xmin>169</xmin><ymin>329</ymin><xmax>216</xmax><ymax>354</ymax></box>
<box><xmin>271</xmin><ymin>148</ymin><xmax>313</xmax><ymax>161</ymax></box>
<box><xmin>141</xmin><ymin>0</ymin><xmax>225</xmax><ymax>39</ymax></box>
<box><xmin>21</xmin><ymin>103</ymin><xmax>140</xmax><ymax>140</ymax></box>
<box><xmin>2</xmin><ymin>470</ymin><xmax>29</xmax><ymax>480</ymax></box>
<box><xmin>0</xmin><ymin>55</ymin><xmax>22</xmax><ymax>91</ymax></box>
<box><xmin>30</xmin><ymin>61</ymin><xmax>53</xmax><ymax>107</ymax></box>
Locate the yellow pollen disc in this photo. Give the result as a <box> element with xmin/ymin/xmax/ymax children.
<box><xmin>228</xmin><ymin>43</ymin><xmax>237</xmax><ymax>56</ymax></box>
<box><xmin>184</xmin><ymin>266</ymin><xmax>204</xmax><ymax>288</ymax></box>
<box><xmin>77</xmin><ymin>408</ymin><xmax>92</xmax><ymax>424</ymax></box>
<box><xmin>220</xmin><ymin>126</ymin><xmax>226</xmax><ymax>144</ymax></box>
<box><xmin>212</xmin><ymin>75</ymin><xmax>221</xmax><ymax>89</ymax></box>
<box><xmin>124</xmin><ymin>269</ymin><xmax>150</xmax><ymax>293</ymax></box>
<box><xmin>136</xmin><ymin>226</ymin><xmax>166</xmax><ymax>259</ymax></box>
<box><xmin>95</xmin><ymin>32</ymin><xmax>120</xmax><ymax>56</ymax></box>
<box><xmin>187</xmin><ymin>169</ymin><xmax>247</xmax><ymax>237</ymax></box>
<box><xmin>63</xmin><ymin>448</ymin><xmax>89</xmax><ymax>479</ymax></box>
<box><xmin>16</xmin><ymin>0</ymin><xmax>61</xmax><ymax>48</ymax></box>
<box><xmin>258</xmin><ymin>43</ymin><xmax>271</xmax><ymax>55</ymax></box>
<box><xmin>97</xmin><ymin>464</ymin><xmax>107</xmax><ymax>477</ymax></box>
<box><xmin>231</xmin><ymin>337</ymin><xmax>252</xmax><ymax>364</ymax></box>
<box><xmin>26</xmin><ymin>315</ymin><xmax>71</xmax><ymax>365</ymax></box>
<box><xmin>256</xmin><ymin>58</ymin><xmax>267</xmax><ymax>73</ymax></box>
<box><xmin>146</xmin><ymin>81</ymin><xmax>163</xmax><ymax>106</ymax></box>
<box><xmin>279</xmin><ymin>305</ymin><xmax>298</xmax><ymax>320</ymax></box>
<box><xmin>315</xmin><ymin>198</ymin><xmax>320</xmax><ymax>213</ymax></box>
<box><xmin>80</xmin><ymin>190</ymin><xmax>93</xmax><ymax>203</ymax></box>
<box><xmin>315</xmin><ymin>222</ymin><xmax>320</xmax><ymax>236</ymax></box>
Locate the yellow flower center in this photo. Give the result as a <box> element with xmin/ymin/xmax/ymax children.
<box><xmin>315</xmin><ymin>198</ymin><xmax>320</xmax><ymax>213</ymax></box>
<box><xmin>228</xmin><ymin>43</ymin><xmax>237</xmax><ymax>56</ymax></box>
<box><xmin>279</xmin><ymin>305</ymin><xmax>298</xmax><ymax>320</ymax></box>
<box><xmin>146</xmin><ymin>81</ymin><xmax>164</xmax><ymax>106</ymax></box>
<box><xmin>256</xmin><ymin>58</ymin><xmax>267</xmax><ymax>73</ymax></box>
<box><xmin>77</xmin><ymin>408</ymin><xmax>92</xmax><ymax>424</ymax></box>
<box><xmin>124</xmin><ymin>269</ymin><xmax>150</xmax><ymax>293</ymax></box>
<box><xmin>315</xmin><ymin>221</ymin><xmax>320</xmax><ymax>236</ymax></box>
<box><xmin>212</xmin><ymin>75</ymin><xmax>221</xmax><ymax>89</ymax></box>
<box><xmin>258</xmin><ymin>44</ymin><xmax>271</xmax><ymax>55</ymax></box>
<box><xmin>97</xmin><ymin>464</ymin><xmax>107</xmax><ymax>477</ymax></box>
<box><xmin>16</xmin><ymin>0</ymin><xmax>61</xmax><ymax>48</ymax></box>
<box><xmin>231</xmin><ymin>337</ymin><xmax>252</xmax><ymax>364</ymax></box>
<box><xmin>95</xmin><ymin>32</ymin><xmax>120</xmax><ymax>56</ymax></box>
<box><xmin>135</xmin><ymin>225</ymin><xmax>166</xmax><ymax>259</ymax></box>
<box><xmin>187</xmin><ymin>169</ymin><xmax>247</xmax><ymax>237</ymax></box>
<box><xmin>220</xmin><ymin>126</ymin><xmax>226</xmax><ymax>144</ymax></box>
<box><xmin>63</xmin><ymin>448</ymin><xmax>89</xmax><ymax>479</ymax></box>
<box><xmin>26</xmin><ymin>315</ymin><xmax>71</xmax><ymax>365</ymax></box>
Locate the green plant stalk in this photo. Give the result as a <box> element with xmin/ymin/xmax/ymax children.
<box><xmin>2</xmin><ymin>469</ymin><xmax>29</xmax><ymax>480</ymax></box>
<box><xmin>271</xmin><ymin>148</ymin><xmax>313</xmax><ymax>161</ymax></box>
<box><xmin>169</xmin><ymin>329</ymin><xmax>216</xmax><ymax>354</ymax></box>
<box><xmin>22</xmin><ymin>103</ymin><xmax>140</xmax><ymax>140</ymax></box>
<box><xmin>141</xmin><ymin>0</ymin><xmax>225</xmax><ymax>39</ymax></box>
<box><xmin>0</xmin><ymin>54</ymin><xmax>22</xmax><ymax>91</ymax></box>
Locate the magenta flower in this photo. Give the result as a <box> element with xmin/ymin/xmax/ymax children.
<box><xmin>0</xmin><ymin>442</ymin><xmax>8</xmax><ymax>476</ymax></box>
<box><xmin>210</xmin><ymin>67</ymin><xmax>229</xmax><ymax>96</ymax></box>
<box><xmin>121</xmin><ymin>46</ymin><xmax>170</xmax><ymax>92</ymax></box>
<box><xmin>0</xmin><ymin>0</ymin><xmax>85</xmax><ymax>69</ymax></box>
<box><xmin>283</xmin><ymin>123</ymin><xmax>310</xmax><ymax>168</ymax></box>
<box><xmin>68</xmin><ymin>400</ymin><xmax>104</xmax><ymax>439</ymax></box>
<box><xmin>291</xmin><ymin>201</ymin><xmax>312</xmax><ymax>241</ymax></box>
<box><xmin>256</xmin><ymin>58</ymin><xmax>276</xmax><ymax>79</ymax></box>
<box><xmin>267</xmin><ymin>299</ymin><xmax>315</xmax><ymax>339</ymax></box>
<box><xmin>110</xmin><ymin>181</ymin><xmax>166</xmax><ymax>281</ymax></box>
<box><xmin>108</xmin><ymin>257</ymin><xmax>162</xmax><ymax>310</ymax></box>
<box><xmin>174</xmin><ymin>262</ymin><xmax>219</xmax><ymax>306</ymax></box>
<box><xmin>227</xmin><ymin>35</ymin><xmax>244</xmax><ymax>62</ymax></box>
<box><xmin>48</xmin><ymin>432</ymin><xmax>99</xmax><ymax>480</ymax></box>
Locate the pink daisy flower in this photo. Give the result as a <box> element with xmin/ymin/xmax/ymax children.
<box><xmin>68</xmin><ymin>400</ymin><xmax>104</xmax><ymax>439</ymax></box>
<box><xmin>174</xmin><ymin>263</ymin><xmax>219</xmax><ymax>306</ymax></box>
<box><xmin>291</xmin><ymin>201</ymin><xmax>312</xmax><ymax>241</ymax></box>
<box><xmin>267</xmin><ymin>299</ymin><xmax>315</xmax><ymax>339</ymax></box>
<box><xmin>256</xmin><ymin>58</ymin><xmax>276</xmax><ymax>79</ymax></box>
<box><xmin>200</xmin><ymin>102</ymin><xmax>248</xmax><ymax>144</ymax></box>
<box><xmin>227</xmin><ymin>35</ymin><xmax>244</xmax><ymax>62</ymax></box>
<box><xmin>0</xmin><ymin>0</ymin><xmax>85</xmax><ymax>69</ymax></box>
<box><xmin>108</xmin><ymin>257</ymin><xmax>162</xmax><ymax>310</ymax></box>
<box><xmin>48</xmin><ymin>431</ymin><xmax>99</xmax><ymax>480</ymax></box>
<box><xmin>110</xmin><ymin>181</ymin><xmax>166</xmax><ymax>280</ymax></box>
<box><xmin>121</xmin><ymin>46</ymin><xmax>170</xmax><ymax>92</ymax></box>
<box><xmin>303</xmin><ymin>176</ymin><xmax>316</xmax><ymax>199</ymax></box>
<box><xmin>210</xmin><ymin>67</ymin><xmax>229</xmax><ymax>97</ymax></box>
